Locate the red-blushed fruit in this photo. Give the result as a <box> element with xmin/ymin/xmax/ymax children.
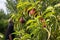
<box><xmin>19</xmin><ymin>17</ymin><xmax>25</xmax><ymax>23</ymax></box>
<box><xmin>43</xmin><ymin>24</ymin><xmax>46</xmax><ymax>27</ymax></box>
<box><xmin>42</xmin><ymin>21</ymin><xmax>47</xmax><ymax>27</ymax></box>
<box><xmin>40</xmin><ymin>17</ymin><xmax>45</xmax><ymax>22</ymax></box>
<box><xmin>40</xmin><ymin>17</ymin><xmax>44</xmax><ymax>21</ymax></box>
<box><xmin>40</xmin><ymin>17</ymin><xmax>46</xmax><ymax>27</ymax></box>
<box><xmin>29</xmin><ymin>8</ymin><xmax>36</xmax><ymax>15</ymax></box>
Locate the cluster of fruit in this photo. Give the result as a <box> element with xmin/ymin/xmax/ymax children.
<box><xmin>19</xmin><ymin>8</ymin><xmax>36</xmax><ymax>23</ymax></box>
<box><xmin>19</xmin><ymin>8</ymin><xmax>46</xmax><ymax>27</ymax></box>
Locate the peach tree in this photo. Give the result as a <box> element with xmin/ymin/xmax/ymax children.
<box><xmin>11</xmin><ymin>0</ymin><xmax>60</xmax><ymax>40</ymax></box>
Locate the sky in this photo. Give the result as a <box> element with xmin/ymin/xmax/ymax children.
<box><xmin>0</xmin><ymin>0</ymin><xmax>7</xmax><ymax>14</ymax></box>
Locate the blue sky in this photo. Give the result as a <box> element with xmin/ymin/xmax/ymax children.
<box><xmin>0</xmin><ymin>0</ymin><xmax>7</xmax><ymax>14</ymax></box>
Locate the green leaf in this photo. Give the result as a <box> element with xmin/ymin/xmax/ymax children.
<box><xmin>44</xmin><ymin>12</ymin><xmax>55</xmax><ymax>18</ymax></box>
<box><xmin>44</xmin><ymin>28</ymin><xmax>51</xmax><ymax>40</ymax></box>
<box><xmin>46</xmin><ymin>6</ymin><xmax>54</xmax><ymax>11</ymax></box>
<box><xmin>35</xmin><ymin>1</ymin><xmax>40</xmax><ymax>4</ymax></box>
<box><xmin>42</xmin><ymin>6</ymin><xmax>54</xmax><ymax>16</ymax></box>
<box><xmin>26</xmin><ymin>20</ymin><xmax>35</xmax><ymax>25</ymax></box>
<box><xmin>57</xmin><ymin>36</ymin><xmax>60</xmax><ymax>40</ymax></box>
<box><xmin>14</xmin><ymin>38</ymin><xmax>20</xmax><ymax>40</ymax></box>
<box><xmin>54</xmin><ymin>3</ymin><xmax>60</xmax><ymax>8</ymax></box>
<box><xmin>17</xmin><ymin>2</ymin><xmax>30</xmax><ymax>9</ymax></box>
<box><xmin>35</xmin><ymin>16</ymin><xmax>41</xmax><ymax>20</ymax></box>
<box><xmin>27</xmin><ymin>6</ymin><xmax>35</xmax><ymax>11</ymax></box>
<box><xmin>21</xmin><ymin>34</ymin><xmax>31</xmax><ymax>40</ymax></box>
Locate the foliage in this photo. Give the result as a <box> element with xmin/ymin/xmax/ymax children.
<box><xmin>0</xmin><ymin>33</ymin><xmax>4</xmax><ymax>40</ymax></box>
<box><xmin>6</xmin><ymin>0</ymin><xmax>18</xmax><ymax>13</ymax></box>
<box><xmin>0</xmin><ymin>10</ymin><xmax>10</xmax><ymax>40</ymax></box>
<box><xmin>10</xmin><ymin>0</ymin><xmax>60</xmax><ymax>40</ymax></box>
<box><xmin>0</xmin><ymin>10</ymin><xmax>10</xmax><ymax>34</ymax></box>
